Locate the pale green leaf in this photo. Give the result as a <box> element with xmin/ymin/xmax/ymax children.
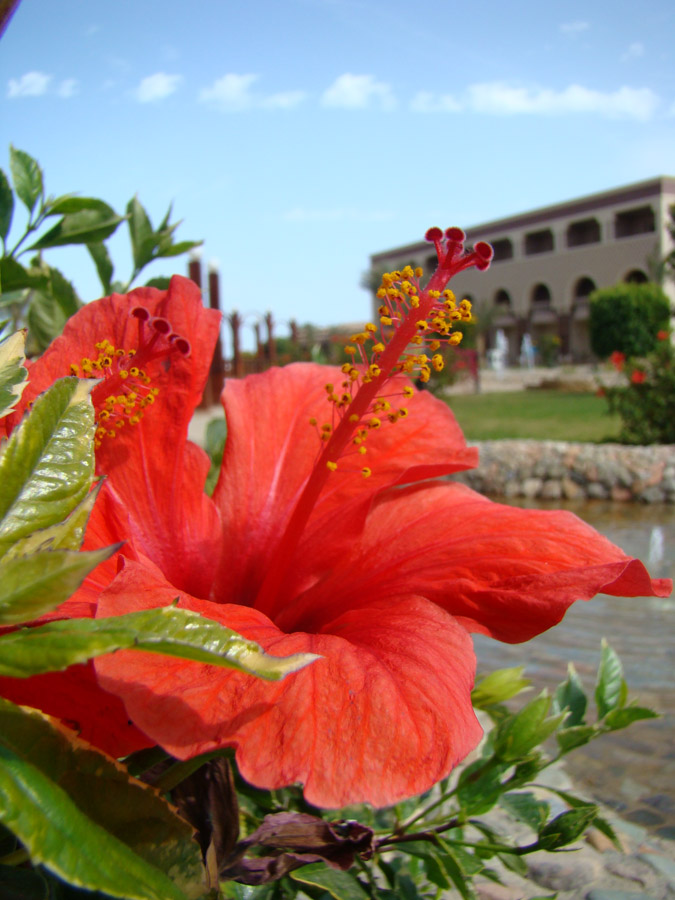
<box><xmin>0</xmin><ymin>604</ymin><xmax>319</xmax><ymax>679</ymax></box>
<box><xmin>9</xmin><ymin>146</ymin><xmax>43</xmax><ymax>216</ymax></box>
<box><xmin>0</xmin><ymin>545</ymin><xmax>116</xmax><ymax>626</ymax></box>
<box><xmin>0</xmin><ymin>377</ymin><xmax>95</xmax><ymax>559</ymax></box>
<box><xmin>0</xmin><ymin>700</ymin><xmax>189</xmax><ymax>900</ymax></box>
<box><xmin>290</xmin><ymin>862</ymin><xmax>368</xmax><ymax>900</ymax></box>
<box><xmin>28</xmin><ymin>205</ymin><xmax>124</xmax><ymax>249</ymax></box>
<box><xmin>0</xmin><ymin>329</ymin><xmax>27</xmax><ymax>418</ymax></box>
<box><xmin>552</xmin><ymin>662</ymin><xmax>587</xmax><ymax>727</ymax></box>
<box><xmin>472</xmin><ymin>666</ymin><xmax>530</xmax><ymax>709</ymax></box>
<box><xmin>595</xmin><ymin>640</ymin><xmax>625</xmax><ymax>719</ymax></box>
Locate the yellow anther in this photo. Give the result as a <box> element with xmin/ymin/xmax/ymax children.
<box><xmin>369</xmin><ymin>417</ymin><xmax>381</xmax><ymax>429</ymax></box>
<box><xmin>99</xmin><ymin>410</ymin><xmax>110</xmax><ymax>421</ymax></box>
<box><xmin>130</xmin><ymin>367</ymin><xmax>140</xmax><ymax>377</ymax></box>
<box><xmin>358</xmin><ymin>445</ymin><xmax>367</xmax><ymax>455</ymax></box>
<box><xmin>69</xmin><ymin>364</ymin><xmax>80</xmax><ymax>376</ymax></box>
<box><xmin>398</xmin><ymin>407</ymin><xmax>409</xmax><ymax>418</ymax></box>
<box><xmin>349</xmin><ymin>413</ymin><xmax>360</xmax><ymax>423</ymax></box>
<box><xmin>326</xmin><ymin>461</ymin><xmax>338</xmax><ymax>472</ymax></box>
<box><xmin>119</xmin><ymin>370</ymin><xmax>129</xmax><ymax>379</ymax></box>
<box><xmin>115</xmin><ymin>420</ymin><xmax>125</xmax><ymax>428</ymax></box>
<box><xmin>443</xmin><ymin>289</ymin><xmax>455</xmax><ymax>301</ymax></box>
<box><xmin>411</xmin><ymin>296</ymin><xmax>420</xmax><ymax>308</ymax></box>
<box><xmin>361</xmin><ymin>467</ymin><xmax>372</xmax><ymax>478</ymax></box>
<box><xmin>145</xmin><ymin>393</ymin><xmax>155</xmax><ymax>404</ymax></box>
<box><xmin>309</xmin><ymin>417</ymin><xmax>317</xmax><ymax>426</ymax></box>
<box><xmin>376</xmin><ymin>288</ymin><xmax>387</xmax><ymax>299</ymax></box>
<box><xmin>324</xmin><ymin>383</ymin><xmax>334</xmax><ymax>394</ymax></box>
<box><xmin>414</xmin><ymin>267</ymin><xmax>423</xmax><ymax>278</ymax></box>
<box><xmin>416</xmin><ymin>321</ymin><xmax>428</xmax><ymax>331</ymax></box>
<box><xmin>403</xmin><ymin>385</ymin><xmax>414</xmax><ymax>398</ymax></box>
<box><xmin>419</xmin><ymin>365</ymin><xmax>431</xmax><ymax>383</ymax></box>
<box><xmin>372</xmin><ymin>342</ymin><xmax>385</xmax><ymax>353</ymax></box>
<box><xmin>411</xmin><ymin>335</ymin><xmax>423</xmax><ymax>345</ymax></box>
<box><xmin>321</xmin><ymin>423</ymin><xmax>332</xmax><ymax>433</ymax></box>
<box><xmin>365</xmin><ymin>322</ymin><xmax>377</xmax><ymax>333</ymax></box>
<box><xmin>377</xmin><ymin>305</ymin><xmax>389</xmax><ymax>316</ymax></box>
<box><xmin>402</xmin><ymin>265</ymin><xmax>414</xmax><ymax>278</ymax></box>
<box><xmin>429</xmin><ymin>290</ymin><xmax>441</xmax><ymax>299</ymax></box>
<box><xmin>106</xmin><ymin>429</ymin><xmax>116</xmax><ymax>438</ymax></box>
<box><xmin>430</xmin><ymin>340</ymin><xmax>441</xmax><ymax>351</ymax></box>
<box><xmin>130</xmin><ymin>414</ymin><xmax>142</xmax><ymax>425</ymax></box>
<box><xmin>380</xmin><ymin>316</ymin><xmax>392</xmax><ymax>326</ymax></box>
<box><xmin>96</xmin><ymin>427</ymin><xmax>106</xmax><ymax>438</ymax></box>
<box><xmin>344</xmin><ymin>346</ymin><xmax>357</xmax><ymax>355</ymax></box>
<box><xmin>341</xmin><ymin>363</ymin><xmax>353</xmax><ymax>374</ymax></box>
<box><xmin>349</xmin><ymin>368</ymin><xmax>359</xmax><ymax>381</ymax></box>
<box><xmin>449</xmin><ymin>332</ymin><xmax>463</xmax><ymax>345</ymax></box>
<box><xmin>101</xmin><ymin>356</ymin><xmax>112</xmax><ymax>368</ymax></box>
<box><xmin>115</xmin><ymin>348</ymin><xmax>125</xmax><ymax>357</ymax></box>
<box><xmin>127</xmin><ymin>349</ymin><xmax>136</xmax><ymax>356</ymax></box>
<box><xmin>368</xmin><ymin>364</ymin><xmax>381</xmax><ymax>378</ymax></box>
<box><xmin>432</xmin><ymin>353</ymin><xmax>444</xmax><ymax>372</ymax></box>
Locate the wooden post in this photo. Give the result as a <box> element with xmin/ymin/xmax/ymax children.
<box><xmin>265</xmin><ymin>311</ymin><xmax>276</xmax><ymax>366</ymax></box>
<box><xmin>229</xmin><ymin>312</ymin><xmax>243</xmax><ymax>378</ymax></box>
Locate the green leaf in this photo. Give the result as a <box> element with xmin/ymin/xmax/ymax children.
<box><xmin>499</xmin><ymin>792</ymin><xmax>549</xmax><ymax>832</ymax></box>
<box><xmin>0</xmin><ymin>604</ymin><xmax>319</xmax><ymax>679</ymax></box>
<box><xmin>0</xmin><ymin>699</ymin><xmax>193</xmax><ymax>900</ymax></box>
<box><xmin>127</xmin><ymin>195</ymin><xmax>155</xmax><ymax>270</ymax></box>
<box><xmin>0</xmin><ymin>545</ymin><xmax>116</xmax><ymax>626</ymax></box>
<box><xmin>290</xmin><ymin>862</ymin><xmax>368</xmax><ymax>900</ymax></box>
<box><xmin>156</xmin><ymin>239</ymin><xmax>203</xmax><ymax>259</ymax></box>
<box><xmin>0</xmin><ymin>329</ymin><xmax>28</xmax><ymax>418</ymax></box>
<box><xmin>143</xmin><ymin>276</ymin><xmax>171</xmax><ymax>290</ymax></box>
<box><xmin>457</xmin><ymin>759</ymin><xmax>509</xmax><ymax>815</ymax></box>
<box><xmin>472</xmin><ymin>666</ymin><xmax>530</xmax><ymax>709</ymax></box>
<box><xmin>87</xmin><ymin>241</ymin><xmax>114</xmax><ymax>294</ymax></box>
<box><xmin>595</xmin><ymin>640</ymin><xmax>626</xmax><ymax>719</ymax></box>
<box><xmin>9</xmin><ymin>146</ymin><xmax>43</xmax><ymax>216</ymax></box>
<box><xmin>47</xmin><ymin>196</ymin><xmax>116</xmax><ymax>216</ymax></box>
<box><xmin>0</xmin><ymin>377</ymin><xmax>95</xmax><ymax>559</ymax></box>
<box><xmin>28</xmin><ymin>205</ymin><xmax>124</xmax><ymax>250</ymax></box>
<box><xmin>494</xmin><ymin>693</ymin><xmax>564</xmax><ymax>762</ymax></box>
<box><xmin>0</xmin><ymin>168</ymin><xmax>14</xmax><ymax>242</ymax></box>
<box><xmin>603</xmin><ymin>705</ymin><xmax>659</xmax><ymax>731</ymax></box>
<box><xmin>552</xmin><ymin>663</ymin><xmax>587</xmax><ymax>727</ymax></box>
<box><xmin>556</xmin><ymin>725</ymin><xmax>597</xmax><ymax>754</ymax></box>
<box><xmin>0</xmin><ymin>255</ymin><xmax>47</xmax><ymax>292</ymax></box>
<box><xmin>26</xmin><ymin>291</ymin><xmax>70</xmax><ymax>351</ymax></box>
<box><xmin>536</xmin><ymin>805</ymin><xmax>597</xmax><ymax>851</ymax></box>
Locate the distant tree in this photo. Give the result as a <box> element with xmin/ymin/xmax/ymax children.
<box><xmin>589</xmin><ymin>282</ymin><xmax>671</xmax><ymax>359</ymax></box>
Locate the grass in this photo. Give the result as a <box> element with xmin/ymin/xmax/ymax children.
<box><xmin>443</xmin><ymin>390</ymin><xmax>621</xmax><ymax>442</ymax></box>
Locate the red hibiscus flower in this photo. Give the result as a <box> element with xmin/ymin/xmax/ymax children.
<box><xmin>630</xmin><ymin>369</ymin><xmax>647</xmax><ymax>384</ymax></box>
<box><xmin>657</xmin><ymin>330</ymin><xmax>669</xmax><ymax>341</ymax></box>
<box><xmin>1</xmin><ymin>234</ymin><xmax>670</xmax><ymax>810</ymax></box>
<box><xmin>610</xmin><ymin>350</ymin><xmax>626</xmax><ymax>371</ymax></box>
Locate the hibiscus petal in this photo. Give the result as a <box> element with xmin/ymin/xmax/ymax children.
<box><xmin>94</xmin><ymin>559</ymin><xmax>482</xmax><ymax>809</ymax></box>
<box><xmin>277</xmin><ymin>481</ymin><xmax>671</xmax><ymax>639</ymax></box>
<box><xmin>210</xmin><ymin>363</ymin><xmax>476</xmax><ymax>606</ymax></box>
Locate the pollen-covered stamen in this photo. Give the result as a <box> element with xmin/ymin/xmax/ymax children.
<box><xmin>69</xmin><ymin>306</ymin><xmax>192</xmax><ymax>449</ymax></box>
<box><xmin>255</xmin><ymin>226</ymin><xmax>493</xmax><ymax>618</ymax></box>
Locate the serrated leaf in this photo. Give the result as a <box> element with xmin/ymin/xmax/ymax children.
<box><xmin>0</xmin><ymin>604</ymin><xmax>319</xmax><ymax>679</ymax></box>
<box><xmin>499</xmin><ymin>792</ymin><xmax>549</xmax><ymax>832</ymax></box>
<box><xmin>0</xmin><ymin>377</ymin><xmax>95</xmax><ymax>559</ymax></box>
<box><xmin>87</xmin><ymin>241</ymin><xmax>114</xmax><ymax>294</ymax></box>
<box><xmin>0</xmin><ymin>545</ymin><xmax>116</xmax><ymax>626</ymax></box>
<box><xmin>472</xmin><ymin>667</ymin><xmax>530</xmax><ymax>709</ymax></box>
<box><xmin>603</xmin><ymin>705</ymin><xmax>659</xmax><ymax>731</ymax></box>
<box><xmin>127</xmin><ymin>195</ymin><xmax>155</xmax><ymax>270</ymax></box>
<box><xmin>0</xmin><ymin>329</ymin><xmax>28</xmax><ymax>418</ymax></box>
<box><xmin>552</xmin><ymin>663</ymin><xmax>587</xmax><ymax>727</ymax></box>
<box><xmin>536</xmin><ymin>806</ymin><xmax>597</xmax><ymax>851</ymax></box>
<box><xmin>4</xmin><ymin>482</ymin><xmax>103</xmax><ymax>560</ymax></box>
<box><xmin>494</xmin><ymin>693</ymin><xmax>564</xmax><ymax>762</ymax></box>
<box><xmin>9</xmin><ymin>146</ymin><xmax>43</xmax><ymax>215</ymax></box>
<box><xmin>28</xmin><ymin>206</ymin><xmax>124</xmax><ymax>250</ymax></box>
<box><xmin>0</xmin><ymin>168</ymin><xmax>14</xmax><ymax>241</ymax></box>
<box><xmin>595</xmin><ymin>640</ymin><xmax>625</xmax><ymax>719</ymax></box>
<box><xmin>290</xmin><ymin>862</ymin><xmax>368</xmax><ymax>900</ymax></box>
<box><xmin>0</xmin><ymin>699</ymin><xmax>191</xmax><ymax>900</ymax></box>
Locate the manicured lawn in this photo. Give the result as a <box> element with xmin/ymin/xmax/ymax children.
<box><xmin>443</xmin><ymin>390</ymin><xmax>621</xmax><ymax>442</ymax></box>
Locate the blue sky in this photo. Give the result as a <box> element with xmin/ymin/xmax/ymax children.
<box><xmin>2</xmin><ymin>0</ymin><xmax>674</xmax><ymax>349</ymax></box>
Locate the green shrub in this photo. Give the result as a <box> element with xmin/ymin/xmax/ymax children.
<box><xmin>600</xmin><ymin>332</ymin><xmax>675</xmax><ymax>444</ymax></box>
<box><xmin>589</xmin><ymin>282</ymin><xmax>671</xmax><ymax>359</ymax></box>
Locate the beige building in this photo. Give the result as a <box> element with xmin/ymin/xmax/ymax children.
<box><xmin>369</xmin><ymin>176</ymin><xmax>675</xmax><ymax>364</ymax></box>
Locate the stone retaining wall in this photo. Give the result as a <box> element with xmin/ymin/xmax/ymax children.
<box><xmin>452</xmin><ymin>440</ymin><xmax>675</xmax><ymax>503</ymax></box>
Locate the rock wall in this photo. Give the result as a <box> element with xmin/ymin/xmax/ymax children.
<box><xmin>453</xmin><ymin>440</ymin><xmax>675</xmax><ymax>503</ymax></box>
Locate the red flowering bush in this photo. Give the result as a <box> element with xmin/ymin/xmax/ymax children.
<box><xmin>600</xmin><ymin>331</ymin><xmax>675</xmax><ymax>444</ymax></box>
<box><xmin>1</xmin><ymin>229</ymin><xmax>669</xmax><ymax>813</ymax></box>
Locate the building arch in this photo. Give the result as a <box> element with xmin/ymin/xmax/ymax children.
<box><xmin>573</xmin><ymin>276</ymin><xmax>596</xmax><ymax>299</ymax></box>
<box><xmin>624</xmin><ymin>269</ymin><xmax>648</xmax><ymax>284</ymax></box>
<box><xmin>531</xmin><ymin>283</ymin><xmax>552</xmax><ymax>305</ymax></box>
<box><xmin>494</xmin><ymin>288</ymin><xmax>511</xmax><ymax>307</ymax></box>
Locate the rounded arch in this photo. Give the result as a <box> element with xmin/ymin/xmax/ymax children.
<box><xmin>573</xmin><ymin>276</ymin><xmax>596</xmax><ymax>299</ymax></box>
<box><xmin>624</xmin><ymin>269</ymin><xmax>648</xmax><ymax>284</ymax></box>
<box><xmin>531</xmin><ymin>283</ymin><xmax>551</xmax><ymax>305</ymax></box>
<box><xmin>494</xmin><ymin>288</ymin><xmax>511</xmax><ymax>307</ymax></box>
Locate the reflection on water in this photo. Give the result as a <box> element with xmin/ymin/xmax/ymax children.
<box><xmin>472</xmin><ymin>499</ymin><xmax>675</xmax><ymax>840</ymax></box>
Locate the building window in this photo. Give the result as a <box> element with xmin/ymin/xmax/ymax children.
<box><xmin>573</xmin><ymin>277</ymin><xmax>596</xmax><ymax>299</ymax></box>
<box><xmin>531</xmin><ymin>283</ymin><xmax>551</xmax><ymax>305</ymax></box>
<box><xmin>567</xmin><ymin>219</ymin><xmax>601</xmax><ymax>248</ymax></box>
<box><xmin>615</xmin><ymin>206</ymin><xmax>655</xmax><ymax>238</ymax></box>
<box><xmin>494</xmin><ymin>289</ymin><xmax>511</xmax><ymax>307</ymax></box>
<box><xmin>624</xmin><ymin>269</ymin><xmax>648</xmax><ymax>284</ymax></box>
<box><xmin>490</xmin><ymin>238</ymin><xmax>514</xmax><ymax>262</ymax></box>
<box><xmin>525</xmin><ymin>229</ymin><xmax>554</xmax><ymax>255</ymax></box>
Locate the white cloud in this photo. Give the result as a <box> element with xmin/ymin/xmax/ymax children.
<box><xmin>560</xmin><ymin>20</ymin><xmax>590</xmax><ymax>36</ymax></box>
<box><xmin>622</xmin><ymin>41</ymin><xmax>645</xmax><ymax>62</ymax></box>
<box><xmin>199</xmin><ymin>74</ymin><xmax>307</xmax><ymax>111</ymax></box>
<box><xmin>321</xmin><ymin>73</ymin><xmax>396</xmax><ymax>110</ymax></box>
<box><xmin>57</xmin><ymin>78</ymin><xmax>78</xmax><ymax>98</ymax></box>
<box><xmin>7</xmin><ymin>71</ymin><xmax>52</xmax><ymax>98</ymax></box>
<box><xmin>133</xmin><ymin>72</ymin><xmax>182</xmax><ymax>102</ymax></box>
<box><xmin>262</xmin><ymin>90</ymin><xmax>308</xmax><ymax>110</ymax></box>
<box><xmin>411</xmin><ymin>81</ymin><xmax>659</xmax><ymax>121</ymax></box>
